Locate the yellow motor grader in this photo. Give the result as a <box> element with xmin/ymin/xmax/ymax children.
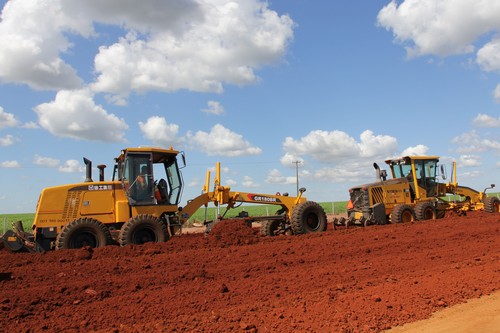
<box><xmin>1</xmin><ymin>146</ymin><xmax>327</xmax><ymax>252</ymax></box>
<box><xmin>333</xmin><ymin>155</ymin><xmax>498</xmax><ymax>227</ymax></box>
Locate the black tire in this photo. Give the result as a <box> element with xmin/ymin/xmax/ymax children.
<box><xmin>290</xmin><ymin>201</ymin><xmax>327</xmax><ymax>235</ymax></box>
<box><xmin>415</xmin><ymin>201</ymin><xmax>436</xmax><ymax>220</ymax></box>
<box><xmin>260</xmin><ymin>220</ymin><xmax>281</xmax><ymax>236</ymax></box>
<box><xmin>56</xmin><ymin>218</ymin><xmax>112</xmax><ymax>250</ymax></box>
<box><xmin>391</xmin><ymin>204</ymin><xmax>415</xmax><ymax>223</ymax></box>
<box><xmin>484</xmin><ymin>196</ymin><xmax>500</xmax><ymax>213</ymax></box>
<box><xmin>119</xmin><ymin>214</ymin><xmax>168</xmax><ymax>246</ymax></box>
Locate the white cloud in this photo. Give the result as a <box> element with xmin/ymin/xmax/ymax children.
<box><xmin>459</xmin><ymin>155</ymin><xmax>481</xmax><ymax>167</ymax></box>
<box><xmin>473</xmin><ymin>113</ymin><xmax>500</xmax><ymax>128</ymax></box>
<box><xmin>202</xmin><ymin>101</ymin><xmax>225</xmax><ymax>115</ymax></box>
<box><xmin>280</xmin><ymin>152</ymin><xmax>304</xmax><ymax>167</ymax></box>
<box><xmin>242</xmin><ymin>175</ymin><xmax>258</xmax><ymax>187</ymax></box>
<box><xmin>313</xmin><ymin>167</ymin><xmax>364</xmax><ymax>183</ymax></box>
<box><xmin>34</xmin><ymin>155</ymin><xmax>60</xmax><ymax>168</ymax></box>
<box><xmin>225</xmin><ymin>178</ymin><xmax>237</xmax><ymax>187</ymax></box>
<box><xmin>266</xmin><ymin>168</ymin><xmax>296</xmax><ymax>185</ymax></box>
<box><xmin>139</xmin><ymin>116</ymin><xmax>180</xmax><ymax>147</ymax></box>
<box><xmin>282</xmin><ymin>129</ymin><xmax>397</xmax><ymax>163</ymax></box>
<box><xmin>0</xmin><ymin>0</ymin><xmax>84</xmax><ymax>90</ymax></box>
<box><xmin>59</xmin><ymin>159</ymin><xmax>84</xmax><ymax>173</ymax></box>
<box><xmin>0</xmin><ymin>106</ymin><xmax>18</xmax><ymax>128</ymax></box>
<box><xmin>495</xmin><ymin>84</ymin><xmax>500</xmax><ymax>103</ymax></box>
<box><xmin>452</xmin><ymin>130</ymin><xmax>500</xmax><ymax>153</ymax></box>
<box><xmin>377</xmin><ymin>0</ymin><xmax>500</xmax><ymax>102</ymax></box>
<box><xmin>1</xmin><ymin>160</ymin><xmax>21</xmax><ymax>168</ymax></box>
<box><xmin>34</xmin><ymin>89</ymin><xmax>128</xmax><ymax>142</ymax></box>
<box><xmin>377</xmin><ymin>0</ymin><xmax>500</xmax><ymax>58</ymax></box>
<box><xmin>401</xmin><ymin>144</ymin><xmax>430</xmax><ymax>156</ymax></box>
<box><xmin>0</xmin><ymin>135</ymin><xmax>15</xmax><ymax>147</ymax></box>
<box><xmin>0</xmin><ymin>0</ymin><xmax>293</xmax><ymax>99</ymax></box>
<box><xmin>186</xmin><ymin>124</ymin><xmax>262</xmax><ymax>157</ymax></box>
<box><xmin>21</xmin><ymin>121</ymin><xmax>39</xmax><ymax>129</ymax></box>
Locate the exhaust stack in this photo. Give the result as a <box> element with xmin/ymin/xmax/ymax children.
<box><xmin>83</xmin><ymin>157</ymin><xmax>93</xmax><ymax>182</ymax></box>
<box><xmin>97</xmin><ymin>164</ymin><xmax>106</xmax><ymax>182</ymax></box>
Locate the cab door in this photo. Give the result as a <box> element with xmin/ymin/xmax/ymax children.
<box><xmin>123</xmin><ymin>153</ymin><xmax>156</xmax><ymax>206</ymax></box>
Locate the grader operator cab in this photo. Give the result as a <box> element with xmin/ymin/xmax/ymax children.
<box><xmin>334</xmin><ymin>155</ymin><xmax>499</xmax><ymax>227</ymax></box>
<box><xmin>2</xmin><ymin>146</ymin><xmax>327</xmax><ymax>252</ymax></box>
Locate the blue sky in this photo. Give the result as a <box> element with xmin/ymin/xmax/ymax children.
<box><xmin>0</xmin><ymin>0</ymin><xmax>499</xmax><ymax>214</ymax></box>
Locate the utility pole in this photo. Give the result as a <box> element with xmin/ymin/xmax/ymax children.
<box><xmin>293</xmin><ymin>160</ymin><xmax>302</xmax><ymax>196</ymax></box>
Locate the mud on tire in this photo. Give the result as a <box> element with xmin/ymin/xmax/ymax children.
<box><xmin>119</xmin><ymin>214</ymin><xmax>168</xmax><ymax>246</ymax></box>
<box><xmin>291</xmin><ymin>201</ymin><xmax>327</xmax><ymax>235</ymax></box>
<box><xmin>415</xmin><ymin>201</ymin><xmax>436</xmax><ymax>220</ymax></box>
<box><xmin>391</xmin><ymin>204</ymin><xmax>415</xmax><ymax>223</ymax></box>
<box><xmin>260</xmin><ymin>220</ymin><xmax>282</xmax><ymax>236</ymax></box>
<box><xmin>484</xmin><ymin>196</ymin><xmax>500</xmax><ymax>213</ymax></box>
<box><xmin>56</xmin><ymin>218</ymin><xmax>112</xmax><ymax>250</ymax></box>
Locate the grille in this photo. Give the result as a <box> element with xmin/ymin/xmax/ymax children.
<box><xmin>370</xmin><ymin>187</ymin><xmax>384</xmax><ymax>205</ymax></box>
<box><xmin>63</xmin><ymin>191</ymin><xmax>81</xmax><ymax>219</ymax></box>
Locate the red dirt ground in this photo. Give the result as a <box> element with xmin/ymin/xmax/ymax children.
<box><xmin>0</xmin><ymin>211</ymin><xmax>499</xmax><ymax>333</ymax></box>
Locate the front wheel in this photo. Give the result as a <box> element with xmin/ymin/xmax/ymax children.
<box><xmin>291</xmin><ymin>201</ymin><xmax>327</xmax><ymax>235</ymax></box>
<box><xmin>56</xmin><ymin>218</ymin><xmax>111</xmax><ymax>250</ymax></box>
<box><xmin>391</xmin><ymin>204</ymin><xmax>415</xmax><ymax>223</ymax></box>
<box><xmin>415</xmin><ymin>201</ymin><xmax>436</xmax><ymax>220</ymax></box>
<box><xmin>119</xmin><ymin>214</ymin><xmax>168</xmax><ymax>246</ymax></box>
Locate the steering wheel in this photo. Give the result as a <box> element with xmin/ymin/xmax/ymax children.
<box><xmin>157</xmin><ymin>178</ymin><xmax>169</xmax><ymax>204</ymax></box>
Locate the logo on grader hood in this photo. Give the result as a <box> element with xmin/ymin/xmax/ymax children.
<box><xmin>247</xmin><ymin>194</ymin><xmax>282</xmax><ymax>203</ymax></box>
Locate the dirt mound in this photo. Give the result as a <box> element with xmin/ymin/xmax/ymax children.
<box><xmin>207</xmin><ymin>218</ymin><xmax>260</xmax><ymax>247</ymax></box>
<box><xmin>0</xmin><ymin>211</ymin><xmax>499</xmax><ymax>332</ymax></box>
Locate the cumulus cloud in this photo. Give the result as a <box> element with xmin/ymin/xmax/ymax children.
<box><xmin>0</xmin><ymin>107</ymin><xmax>18</xmax><ymax>128</ymax></box>
<box><xmin>377</xmin><ymin>0</ymin><xmax>500</xmax><ymax>101</ymax></box>
<box><xmin>266</xmin><ymin>169</ymin><xmax>296</xmax><ymax>185</ymax></box>
<box><xmin>452</xmin><ymin>130</ymin><xmax>500</xmax><ymax>154</ymax></box>
<box><xmin>139</xmin><ymin>116</ymin><xmax>180</xmax><ymax>147</ymax></box>
<box><xmin>202</xmin><ymin>101</ymin><xmax>225</xmax><ymax>115</ymax></box>
<box><xmin>401</xmin><ymin>144</ymin><xmax>430</xmax><ymax>156</ymax></box>
<box><xmin>0</xmin><ymin>135</ymin><xmax>15</xmax><ymax>147</ymax></box>
<box><xmin>459</xmin><ymin>155</ymin><xmax>481</xmax><ymax>167</ymax></box>
<box><xmin>186</xmin><ymin>124</ymin><xmax>262</xmax><ymax>157</ymax></box>
<box><xmin>0</xmin><ymin>0</ymin><xmax>293</xmax><ymax>103</ymax></box>
<box><xmin>242</xmin><ymin>175</ymin><xmax>258</xmax><ymax>187</ymax></box>
<box><xmin>0</xmin><ymin>0</ymin><xmax>84</xmax><ymax>90</ymax></box>
<box><xmin>34</xmin><ymin>89</ymin><xmax>128</xmax><ymax>142</ymax></box>
<box><xmin>282</xmin><ymin>129</ymin><xmax>397</xmax><ymax>163</ymax></box>
<box><xmin>1</xmin><ymin>160</ymin><xmax>20</xmax><ymax>168</ymax></box>
<box><xmin>34</xmin><ymin>155</ymin><xmax>60</xmax><ymax>168</ymax></box>
<box><xmin>280</xmin><ymin>152</ymin><xmax>304</xmax><ymax>167</ymax></box>
<box><xmin>0</xmin><ymin>0</ymin><xmax>293</xmax><ymax>97</ymax></box>
<box><xmin>473</xmin><ymin>113</ymin><xmax>500</xmax><ymax>128</ymax></box>
<box><xmin>59</xmin><ymin>159</ymin><xmax>84</xmax><ymax>173</ymax></box>
<box><xmin>377</xmin><ymin>0</ymin><xmax>500</xmax><ymax>57</ymax></box>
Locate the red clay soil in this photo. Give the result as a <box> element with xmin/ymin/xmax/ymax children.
<box><xmin>0</xmin><ymin>211</ymin><xmax>499</xmax><ymax>333</ymax></box>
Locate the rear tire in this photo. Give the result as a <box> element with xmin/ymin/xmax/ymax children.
<box><xmin>56</xmin><ymin>218</ymin><xmax>111</xmax><ymax>250</ymax></box>
<box><xmin>484</xmin><ymin>196</ymin><xmax>500</xmax><ymax>213</ymax></box>
<box><xmin>119</xmin><ymin>214</ymin><xmax>168</xmax><ymax>246</ymax></box>
<box><xmin>391</xmin><ymin>204</ymin><xmax>415</xmax><ymax>223</ymax></box>
<box><xmin>291</xmin><ymin>201</ymin><xmax>327</xmax><ymax>235</ymax></box>
<box><xmin>415</xmin><ymin>201</ymin><xmax>436</xmax><ymax>220</ymax></box>
<box><xmin>260</xmin><ymin>220</ymin><xmax>281</xmax><ymax>236</ymax></box>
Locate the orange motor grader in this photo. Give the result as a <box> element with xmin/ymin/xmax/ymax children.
<box><xmin>2</xmin><ymin>146</ymin><xmax>327</xmax><ymax>252</ymax></box>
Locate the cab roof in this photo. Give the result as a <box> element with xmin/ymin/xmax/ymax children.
<box><xmin>385</xmin><ymin>155</ymin><xmax>440</xmax><ymax>165</ymax></box>
<box><xmin>116</xmin><ymin>146</ymin><xmax>180</xmax><ymax>163</ymax></box>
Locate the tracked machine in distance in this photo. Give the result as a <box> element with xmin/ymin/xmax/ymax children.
<box><xmin>1</xmin><ymin>146</ymin><xmax>327</xmax><ymax>252</ymax></box>
<box><xmin>333</xmin><ymin>155</ymin><xmax>499</xmax><ymax>227</ymax></box>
